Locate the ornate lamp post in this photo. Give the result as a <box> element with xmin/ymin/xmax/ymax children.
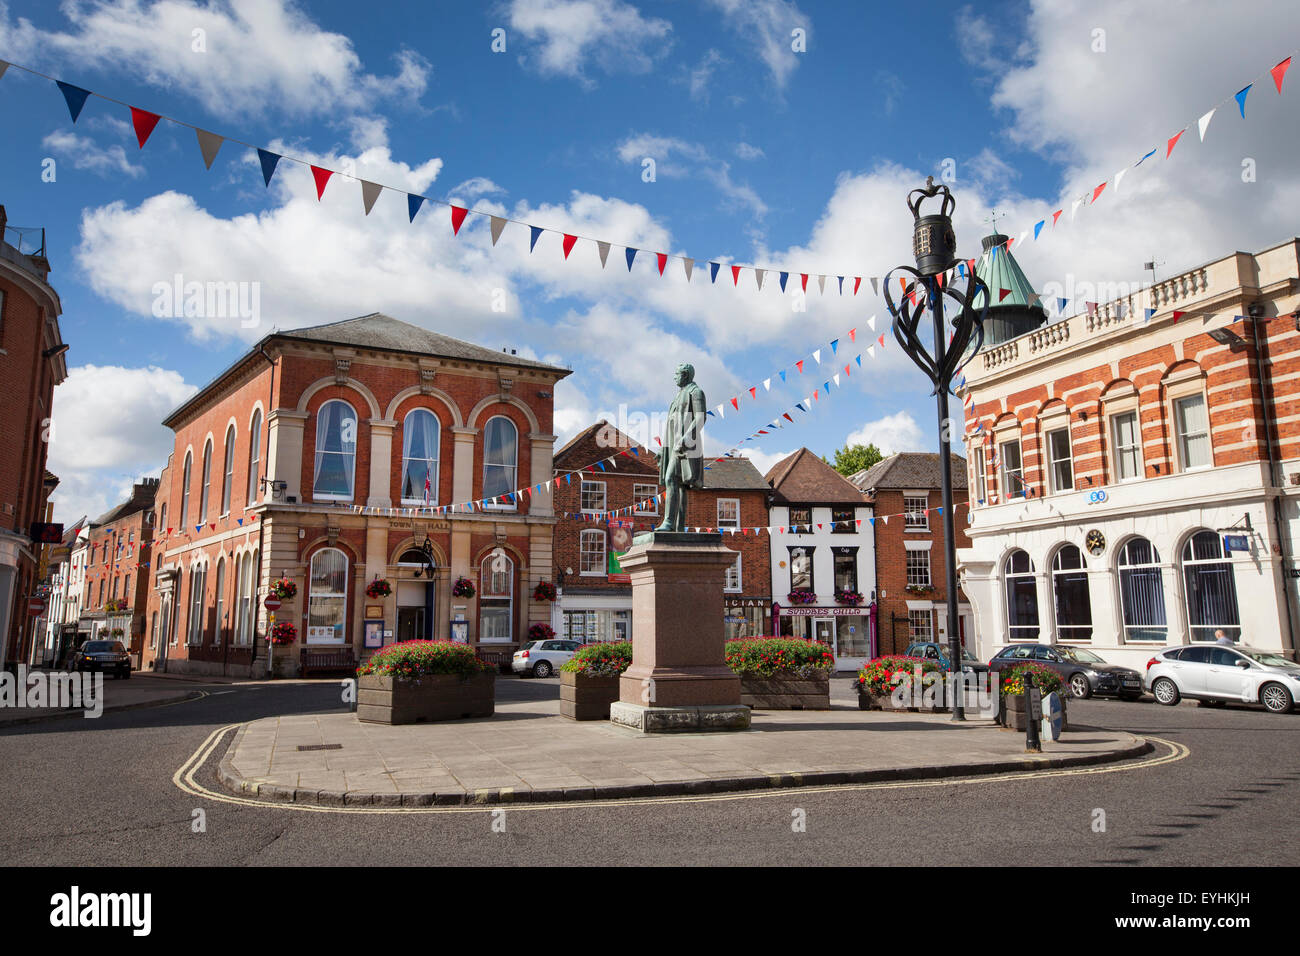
<box><xmin>883</xmin><ymin>178</ymin><xmax>990</xmax><ymax>721</ymax></box>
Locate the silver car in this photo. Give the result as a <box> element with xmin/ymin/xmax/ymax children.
<box><xmin>511</xmin><ymin>639</ymin><xmax>582</xmax><ymax>678</ymax></box>
<box><xmin>1144</xmin><ymin>644</ymin><xmax>1300</xmax><ymax>713</ymax></box>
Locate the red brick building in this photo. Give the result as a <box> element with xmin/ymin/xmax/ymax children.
<box><xmin>849</xmin><ymin>453</ymin><xmax>971</xmax><ymax>656</ymax></box>
<box><xmin>75</xmin><ymin>479</ymin><xmax>157</xmax><ymax>666</ymax></box>
<box><xmin>142</xmin><ymin>313</ymin><xmax>568</xmax><ymax>676</ymax></box>
<box><xmin>959</xmin><ymin>237</ymin><xmax>1300</xmax><ymax>669</ymax></box>
<box><xmin>550</xmin><ymin>422</ymin><xmax>772</xmax><ymax>642</ymax></box>
<box><xmin>0</xmin><ymin>204</ymin><xmax>68</xmax><ymax>671</ymax></box>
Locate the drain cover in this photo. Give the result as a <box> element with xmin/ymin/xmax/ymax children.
<box><xmin>297</xmin><ymin>744</ymin><xmax>343</xmax><ymax>752</ymax></box>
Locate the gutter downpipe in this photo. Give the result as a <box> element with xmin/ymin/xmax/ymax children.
<box><xmin>249</xmin><ymin>343</ymin><xmax>276</xmax><ymax>678</ymax></box>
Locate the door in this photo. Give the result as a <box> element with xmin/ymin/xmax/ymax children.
<box><xmin>1172</xmin><ymin>646</ymin><xmax>1211</xmax><ymax>693</ymax></box>
<box><xmin>813</xmin><ymin>619</ymin><xmax>836</xmax><ymax>658</ymax></box>
<box><xmin>1205</xmin><ymin>646</ymin><xmax>1253</xmax><ymax>701</ymax></box>
<box><xmin>397</xmin><ymin>607</ymin><xmax>424</xmax><ymax>643</ymax></box>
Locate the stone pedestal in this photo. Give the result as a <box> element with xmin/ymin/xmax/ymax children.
<box><xmin>609</xmin><ymin>532</ymin><xmax>750</xmax><ymax>733</ymax></box>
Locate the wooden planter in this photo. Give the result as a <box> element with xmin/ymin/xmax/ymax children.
<box><xmin>559</xmin><ymin>671</ymin><xmax>622</xmax><ymax>720</ymax></box>
<box><xmin>1001</xmin><ymin>692</ymin><xmax>1069</xmax><ymax>732</ymax></box>
<box><xmin>740</xmin><ymin>670</ymin><xmax>830</xmax><ymax>710</ymax></box>
<box><xmin>356</xmin><ymin>673</ymin><xmax>495</xmax><ymax>725</ymax></box>
<box><xmin>857</xmin><ymin>685</ymin><xmax>947</xmax><ymax>712</ymax></box>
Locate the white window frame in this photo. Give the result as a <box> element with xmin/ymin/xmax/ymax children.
<box><xmin>1171</xmin><ymin>391</ymin><xmax>1212</xmax><ymax>472</ymax></box>
<box><xmin>717</xmin><ymin>498</ymin><xmax>741</xmax><ymax>529</ymax></box>
<box><xmin>999</xmin><ymin>438</ymin><xmax>1024</xmax><ymax>498</ymax></box>
<box><xmin>400</xmin><ymin>408</ymin><xmax>442</xmax><ymax>506</ymax></box>
<box><xmin>905</xmin><ymin>540</ymin><xmax>932</xmax><ymax>587</ymax></box>
<box><xmin>974</xmin><ymin>446</ymin><xmax>988</xmax><ymax>502</ymax></box>
<box><xmin>1046</xmin><ymin>426</ymin><xmax>1074</xmax><ymax>495</ymax></box>
<box><xmin>180</xmin><ymin>451</ymin><xmax>192</xmax><ymax>529</ymax></box>
<box><xmin>1110</xmin><ymin>409</ymin><xmax>1144</xmax><ymax>482</ymax></box>
<box><xmin>903</xmin><ymin>493</ymin><xmax>929</xmax><ymax>530</ymax></box>
<box><xmin>307</xmin><ymin>547</ymin><xmax>348</xmax><ymax>645</ymax></box>
<box><xmin>724</xmin><ymin>552</ymin><xmax>742</xmax><ymax>592</ymax></box>
<box><xmin>580</xmin><ymin>529</ymin><xmax>607</xmax><ymax>576</ymax></box>
<box><xmin>186</xmin><ymin>563</ymin><xmax>206</xmax><ymax>646</ymax></box>
<box><xmin>580</xmin><ymin>480</ymin><xmax>607</xmax><ymax>514</ymax></box>
<box><xmin>481</xmin><ymin>415</ymin><xmax>519</xmax><ymax>511</ymax></box>
<box><xmin>634</xmin><ymin>483</ymin><xmax>659</xmax><ymax>515</ymax></box>
<box><xmin>479</xmin><ymin>553</ymin><xmax>514</xmax><ymax>643</ymax></box>
<box><xmin>313</xmin><ymin>400</ymin><xmax>359</xmax><ymax>502</ymax></box>
<box><xmin>213</xmin><ymin>557</ymin><xmax>226</xmax><ymax>646</ymax></box>
<box><xmin>246</xmin><ymin>409</ymin><xmax>262</xmax><ymax>509</ymax></box>
<box><xmin>200</xmin><ymin>438</ymin><xmax>213</xmax><ymax>521</ymax></box>
<box><xmin>909</xmin><ymin>608</ymin><xmax>933</xmax><ymax>642</ymax></box>
<box><xmin>221</xmin><ymin>425</ymin><xmax>235</xmax><ymax>516</ymax></box>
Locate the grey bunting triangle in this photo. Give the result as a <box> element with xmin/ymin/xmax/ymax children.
<box><xmin>360</xmin><ymin>180</ymin><xmax>383</xmax><ymax>215</ymax></box>
<box><xmin>490</xmin><ymin>216</ymin><xmax>507</xmax><ymax>246</ymax></box>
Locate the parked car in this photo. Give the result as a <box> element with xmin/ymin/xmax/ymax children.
<box><xmin>988</xmin><ymin>643</ymin><xmax>1143</xmax><ymax>700</ymax></box>
<box><xmin>903</xmin><ymin>641</ymin><xmax>989</xmax><ymax>674</ymax></box>
<box><xmin>511</xmin><ymin>639</ymin><xmax>582</xmax><ymax>678</ymax></box>
<box><xmin>72</xmin><ymin>639</ymin><xmax>131</xmax><ymax>679</ymax></box>
<box><xmin>1145</xmin><ymin>644</ymin><xmax>1300</xmax><ymax>713</ymax></box>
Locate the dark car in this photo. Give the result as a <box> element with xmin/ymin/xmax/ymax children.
<box><xmin>989</xmin><ymin>643</ymin><xmax>1141</xmax><ymax>700</ymax></box>
<box><xmin>72</xmin><ymin>639</ymin><xmax>131</xmax><ymax>679</ymax></box>
<box><xmin>904</xmin><ymin>642</ymin><xmax>989</xmax><ymax>674</ymax></box>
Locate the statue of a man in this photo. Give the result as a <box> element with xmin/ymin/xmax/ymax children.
<box><xmin>656</xmin><ymin>363</ymin><xmax>706</xmax><ymax>532</ymax></box>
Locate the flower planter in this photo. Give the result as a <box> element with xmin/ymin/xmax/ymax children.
<box><xmin>1000</xmin><ymin>692</ymin><xmax>1068</xmax><ymax>732</ymax></box>
<box><xmin>356</xmin><ymin>672</ymin><xmax>495</xmax><ymax>724</ymax></box>
<box><xmin>856</xmin><ymin>685</ymin><xmax>948</xmax><ymax>713</ymax></box>
<box><xmin>559</xmin><ymin>671</ymin><xmax>622</xmax><ymax>720</ymax></box>
<box><xmin>740</xmin><ymin>670</ymin><xmax>830</xmax><ymax>710</ymax></box>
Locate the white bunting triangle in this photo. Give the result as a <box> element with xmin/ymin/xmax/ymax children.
<box><xmin>360</xmin><ymin>180</ymin><xmax>383</xmax><ymax>216</ymax></box>
<box><xmin>683</xmin><ymin>257</ymin><xmax>694</xmax><ymax>281</ymax></box>
<box><xmin>868</xmin><ymin>314</ymin><xmax>877</xmax><ymax>332</ymax></box>
<box><xmin>817</xmin><ymin>275</ymin><xmax>826</xmax><ymax>294</ymax></box>
<box><xmin>813</xmin><ymin>349</ymin><xmax>822</xmax><ymax>364</ymax></box>
<box><xmin>1071</xmin><ymin>198</ymin><xmax>1083</xmax><ymax>220</ymax></box>
<box><xmin>1113</xmin><ymin>168</ymin><xmax>1128</xmax><ymax>192</ymax></box>
<box><xmin>1198</xmin><ymin>107</ymin><xmax>1216</xmax><ymax>142</ymax></box>
<box><xmin>868</xmin><ymin>345</ymin><xmax>875</xmax><ymax>359</ymax></box>
<box><xmin>763</xmin><ymin>378</ymin><xmax>771</xmax><ymax>391</ymax></box>
<box><xmin>833</xmin><ymin>373</ymin><xmax>840</xmax><ymax>387</ymax></box>
<box><xmin>1017</xmin><ymin>230</ymin><xmax>1028</xmax><ymax>247</ymax></box>
<box><xmin>490</xmin><ymin>216</ymin><xmax>507</xmax><ymax>246</ymax></box>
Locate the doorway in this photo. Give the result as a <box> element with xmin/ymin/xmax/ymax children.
<box><xmin>397</xmin><ymin>606</ymin><xmax>425</xmax><ymax>643</ymax></box>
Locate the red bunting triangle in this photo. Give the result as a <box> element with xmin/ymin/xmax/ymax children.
<box><xmin>562</xmin><ymin>233</ymin><xmax>577</xmax><ymax>259</ymax></box>
<box><xmin>748</xmin><ymin>386</ymin><xmax>756</xmax><ymax>400</ymax></box>
<box><xmin>849</xmin><ymin>328</ymin><xmax>856</xmax><ymax>341</ymax></box>
<box><xmin>853</xmin><ymin>277</ymin><xmax>861</xmax><ymax>295</ymax></box>
<box><xmin>800</xmin><ymin>274</ymin><xmax>809</xmax><ymax>292</ymax></box>
<box><xmin>999</xmin><ymin>288</ymin><xmax>1012</xmax><ymax>302</ymax></box>
<box><xmin>1272</xmin><ymin>56</ymin><xmax>1292</xmax><ymax>93</ymax></box>
<box><xmin>1052</xmin><ymin>209</ymin><xmax>1063</xmax><ymax>226</ymax></box>
<box><xmin>796</xmin><ymin>360</ymin><xmax>804</xmax><ymax>373</ymax></box>
<box><xmin>450</xmin><ymin>205</ymin><xmax>469</xmax><ymax>235</ymax></box>
<box><xmin>731</xmin><ymin>265</ymin><xmax>741</xmax><ymax>286</ymax></box>
<box><xmin>1166</xmin><ymin>129</ymin><xmax>1185</xmax><ymax>158</ymax></box>
<box><xmin>1092</xmin><ymin>182</ymin><xmax>1107</xmax><ymax>202</ymax></box>
<box><xmin>783</xmin><ymin>413</ymin><xmax>793</xmax><ymax>422</ymax></box>
<box><xmin>130</xmin><ymin>107</ymin><xmax>162</xmax><ymax>148</ymax></box>
<box><xmin>730</xmin><ymin>397</ymin><xmax>739</xmax><ymax>410</ymax></box>
<box><xmin>813</xmin><ymin>390</ymin><xmax>819</xmax><ymax>401</ymax></box>
<box><xmin>878</xmin><ymin>333</ymin><xmax>885</xmax><ymax>347</ymax></box>
<box><xmin>657</xmin><ymin>253</ymin><xmax>667</xmax><ymax>276</ymax></box>
<box><xmin>1005</xmin><ymin>237</ymin><xmax>1015</xmax><ymax>252</ymax></box>
<box><xmin>1172</xmin><ymin>310</ymin><xmax>1186</xmax><ymax>323</ymax></box>
<box><xmin>310</xmin><ymin>165</ymin><xmax>333</xmax><ymax>200</ymax></box>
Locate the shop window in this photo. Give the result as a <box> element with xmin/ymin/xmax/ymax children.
<box><xmin>1181</xmin><ymin>530</ymin><xmax>1240</xmax><ymax>641</ymax></box>
<box><xmin>307</xmin><ymin>548</ymin><xmax>348</xmax><ymax>644</ymax></box>
<box><xmin>1004</xmin><ymin>549</ymin><xmax>1039</xmax><ymax>641</ymax></box>
<box><xmin>1118</xmin><ymin>537</ymin><xmax>1167</xmax><ymax>642</ymax></box>
<box><xmin>1051</xmin><ymin>544</ymin><xmax>1092</xmax><ymax>641</ymax></box>
<box><xmin>480</xmin><ymin>552</ymin><xmax>514</xmax><ymax>642</ymax></box>
<box><xmin>909</xmin><ymin>609</ymin><xmax>933</xmax><ymax>642</ymax></box>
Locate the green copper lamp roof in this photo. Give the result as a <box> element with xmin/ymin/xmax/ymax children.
<box><xmin>975</xmin><ymin>233</ymin><xmax>1046</xmax><ymax>314</ymax></box>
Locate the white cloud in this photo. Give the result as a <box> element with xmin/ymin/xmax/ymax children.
<box><xmin>735</xmin><ymin>142</ymin><xmax>764</xmax><ymax>161</ymax></box>
<box><xmin>4</xmin><ymin>0</ymin><xmax>429</xmax><ymax>118</ymax></box>
<box><xmin>733</xmin><ymin>447</ymin><xmax>797</xmax><ymax>478</ymax></box>
<box><xmin>684</xmin><ymin>48</ymin><xmax>727</xmax><ymax>102</ymax></box>
<box><xmin>616</xmin><ymin>132</ymin><xmax>768</xmax><ymax>220</ymax></box>
<box><xmin>47</xmin><ymin>364</ymin><xmax>198</xmax><ymax>524</ymax></box>
<box><xmin>704</xmin><ymin>0</ymin><xmax>810</xmax><ymax>91</ymax></box>
<box><xmin>845</xmin><ymin>411</ymin><xmax>925</xmax><ymax>456</ymax></box>
<box><xmin>41</xmin><ymin>129</ymin><xmax>145</xmax><ymax>178</ymax></box>
<box><xmin>506</xmin><ymin>0</ymin><xmax>673</xmax><ymax>86</ymax></box>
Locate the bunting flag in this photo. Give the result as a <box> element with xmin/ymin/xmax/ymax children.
<box><xmin>195</xmin><ymin>129</ymin><xmax>224</xmax><ymax>169</ymax></box>
<box><xmin>1272</xmin><ymin>56</ymin><xmax>1292</xmax><ymax>93</ymax></box>
<box><xmin>257</xmin><ymin>148</ymin><xmax>281</xmax><ymax>187</ymax></box>
<box><xmin>562</xmin><ymin>234</ymin><xmax>578</xmax><ymax>259</ymax></box>
<box><xmin>1166</xmin><ymin>129</ymin><xmax>1185</xmax><ymax>158</ymax></box>
<box><xmin>130</xmin><ymin>107</ymin><xmax>161</xmax><ymax>148</ymax></box>
<box><xmin>1198</xmin><ymin>108</ymin><xmax>1216</xmax><ymax>141</ymax></box>
<box><xmin>530</xmin><ymin>225</ymin><xmax>544</xmax><ymax>253</ymax></box>
<box><xmin>490</xmin><ymin>216</ymin><xmax>508</xmax><ymax>245</ymax></box>
<box><xmin>657</xmin><ymin>252</ymin><xmax>668</xmax><ymax>276</ymax></box>
<box><xmin>360</xmin><ymin>180</ymin><xmax>383</xmax><ymax>215</ymax></box>
<box><xmin>626</xmin><ymin>247</ymin><xmax>638</xmax><ymax>271</ymax></box>
<box><xmin>56</xmin><ymin>80</ymin><xmax>91</xmax><ymax>122</ymax></box>
<box><xmin>1235</xmin><ymin>84</ymin><xmax>1252</xmax><ymax>117</ymax></box>
<box><xmin>407</xmin><ymin>194</ymin><xmax>425</xmax><ymax>223</ymax></box>
<box><xmin>310</xmin><ymin>165</ymin><xmax>332</xmax><ymax>200</ymax></box>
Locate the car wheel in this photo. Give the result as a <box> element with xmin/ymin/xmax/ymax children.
<box><xmin>1152</xmin><ymin>677</ymin><xmax>1180</xmax><ymax>706</ymax></box>
<box><xmin>122</xmin><ymin>669</ymin><xmax>131</xmax><ymax>680</ymax></box>
<box><xmin>532</xmin><ymin>660</ymin><xmax>552</xmax><ymax>679</ymax></box>
<box><xmin>1260</xmin><ymin>682</ymin><xmax>1294</xmax><ymax>714</ymax></box>
<box><xmin>1069</xmin><ymin>673</ymin><xmax>1092</xmax><ymax>699</ymax></box>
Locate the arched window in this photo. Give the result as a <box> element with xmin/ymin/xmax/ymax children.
<box><xmin>213</xmin><ymin>558</ymin><xmax>226</xmax><ymax>646</ymax></box>
<box><xmin>186</xmin><ymin>562</ymin><xmax>206</xmax><ymax>645</ymax></box>
<box><xmin>1004</xmin><ymin>550</ymin><xmax>1039</xmax><ymax>641</ymax></box>
<box><xmin>482</xmin><ymin>415</ymin><xmax>518</xmax><ymax>508</ymax></box>
<box><xmin>247</xmin><ymin>409</ymin><xmax>262</xmax><ymax>507</ymax></box>
<box><xmin>479</xmin><ymin>550</ymin><xmax>514</xmax><ymax>642</ymax></box>
<box><xmin>1182</xmin><ymin>530</ymin><xmax>1240</xmax><ymax>642</ymax></box>
<box><xmin>1118</xmin><ymin>537</ymin><xmax>1167</xmax><ymax>642</ymax></box>
<box><xmin>199</xmin><ymin>438</ymin><xmax>213</xmax><ymax>521</ymax></box>
<box><xmin>401</xmin><ymin>409</ymin><xmax>441</xmax><ymax>504</ymax></box>
<box><xmin>179</xmin><ymin>452</ymin><xmax>192</xmax><ymax>529</ymax></box>
<box><xmin>234</xmin><ymin>551</ymin><xmax>256</xmax><ymax>645</ymax></box>
<box><xmin>313</xmin><ymin>400</ymin><xmax>357</xmax><ymax>500</ymax></box>
<box><xmin>221</xmin><ymin>425</ymin><xmax>236</xmax><ymax>515</ymax></box>
<box><xmin>308</xmin><ymin>548</ymin><xmax>348</xmax><ymax>644</ymax></box>
<box><xmin>1051</xmin><ymin>545</ymin><xmax>1092</xmax><ymax>642</ymax></box>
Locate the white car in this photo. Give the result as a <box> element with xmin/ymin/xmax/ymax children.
<box><xmin>1144</xmin><ymin>644</ymin><xmax>1300</xmax><ymax>713</ymax></box>
<box><xmin>511</xmin><ymin>639</ymin><xmax>582</xmax><ymax>678</ymax></box>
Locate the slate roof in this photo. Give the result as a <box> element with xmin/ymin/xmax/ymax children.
<box><xmin>764</xmin><ymin>448</ymin><xmax>865</xmax><ymax>505</ymax></box>
<box><xmin>702</xmin><ymin>456</ymin><xmax>770</xmax><ymax>491</ymax></box>
<box><xmin>848</xmin><ymin>452</ymin><xmax>967</xmax><ymax>492</ymax></box>
<box><xmin>279</xmin><ymin>313</ymin><xmax>569</xmax><ymax>372</ymax></box>
<box><xmin>553</xmin><ymin>421</ymin><xmax>658</xmax><ymax>474</ymax></box>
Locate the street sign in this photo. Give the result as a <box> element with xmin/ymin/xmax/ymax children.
<box><xmin>1041</xmin><ymin>691</ymin><xmax>1063</xmax><ymax>741</ymax></box>
<box><xmin>1028</xmin><ymin>687</ymin><xmax>1043</xmax><ymax>722</ymax></box>
<box><xmin>263</xmin><ymin>594</ymin><xmax>282</xmax><ymax>612</ymax></box>
<box><xmin>29</xmin><ymin>522</ymin><xmax>64</xmax><ymax>543</ymax></box>
<box><xmin>27</xmin><ymin>596</ymin><xmax>47</xmax><ymax>616</ymax></box>
<box><xmin>1223</xmin><ymin>534</ymin><xmax>1249</xmax><ymax>554</ymax></box>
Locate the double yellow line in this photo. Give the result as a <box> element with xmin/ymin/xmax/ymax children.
<box><xmin>174</xmin><ymin>723</ymin><xmax>1190</xmax><ymax>816</ymax></box>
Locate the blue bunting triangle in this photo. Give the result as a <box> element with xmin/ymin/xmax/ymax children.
<box><xmin>529</xmin><ymin>225</ymin><xmax>543</xmax><ymax>252</ymax></box>
<box><xmin>408</xmin><ymin>194</ymin><xmax>425</xmax><ymax>222</ymax></box>
<box><xmin>1235</xmin><ymin>84</ymin><xmax>1252</xmax><ymax>118</ymax></box>
<box><xmin>779</xmin><ymin>272</ymin><xmax>788</xmax><ymax>292</ymax></box>
<box><xmin>709</xmin><ymin>261</ymin><xmax>720</xmax><ymax>283</ymax></box>
<box><xmin>257</xmin><ymin>149</ymin><xmax>281</xmax><ymax>187</ymax></box>
<box><xmin>625</xmin><ymin>247</ymin><xmax>637</xmax><ymax>271</ymax></box>
<box><xmin>56</xmin><ymin>81</ymin><xmax>91</xmax><ymax>122</ymax></box>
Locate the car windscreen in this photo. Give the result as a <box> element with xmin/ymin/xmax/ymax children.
<box><xmin>1239</xmin><ymin>649</ymin><xmax>1299</xmax><ymax>668</ymax></box>
<box><xmin>83</xmin><ymin>641</ymin><xmax>115</xmax><ymax>652</ymax></box>
<box><xmin>1057</xmin><ymin>647</ymin><xmax>1105</xmax><ymax>664</ymax></box>
<box><xmin>517</xmin><ymin>642</ymin><xmax>538</xmax><ymax>651</ymax></box>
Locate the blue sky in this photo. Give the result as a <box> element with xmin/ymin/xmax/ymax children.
<box><xmin>2</xmin><ymin>0</ymin><xmax>1298</xmax><ymax>523</ymax></box>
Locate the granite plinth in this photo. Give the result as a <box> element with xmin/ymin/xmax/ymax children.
<box><xmin>631</xmin><ymin>530</ymin><xmax>724</xmax><ymax>547</ymax></box>
<box><xmin>609</xmin><ymin>700</ymin><xmax>751</xmax><ymax>733</ymax></box>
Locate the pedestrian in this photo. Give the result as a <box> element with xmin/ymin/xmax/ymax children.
<box><xmin>1214</xmin><ymin>629</ymin><xmax>1234</xmax><ymax>646</ymax></box>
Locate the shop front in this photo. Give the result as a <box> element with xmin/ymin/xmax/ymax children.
<box><xmin>724</xmin><ymin>596</ymin><xmax>771</xmax><ymax>641</ymax></box>
<box><xmin>776</xmin><ymin>603</ymin><xmax>877</xmax><ymax>671</ymax></box>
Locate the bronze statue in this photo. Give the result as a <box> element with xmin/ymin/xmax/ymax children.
<box><xmin>656</xmin><ymin>363</ymin><xmax>707</xmax><ymax>532</ymax></box>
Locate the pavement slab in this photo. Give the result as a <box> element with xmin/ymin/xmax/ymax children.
<box><xmin>217</xmin><ymin>679</ymin><xmax>1150</xmax><ymax>806</ymax></box>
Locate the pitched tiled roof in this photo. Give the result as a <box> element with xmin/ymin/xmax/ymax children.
<box><xmin>764</xmin><ymin>447</ymin><xmax>865</xmax><ymax>505</ymax></box>
<box><xmin>702</xmin><ymin>456</ymin><xmax>770</xmax><ymax>491</ymax></box>
<box><xmin>553</xmin><ymin>421</ymin><xmax>658</xmax><ymax>474</ymax></box>
<box><xmin>848</xmin><ymin>452</ymin><xmax>967</xmax><ymax>492</ymax></box>
<box><xmin>278</xmin><ymin>313</ymin><xmax>569</xmax><ymax>373</ymax></box>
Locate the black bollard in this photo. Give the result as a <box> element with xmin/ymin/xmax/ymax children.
<box><xmin>1024</xmin><ymin>671</ymin><xmax>1041</xmax><ymax>753</ymax></box>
